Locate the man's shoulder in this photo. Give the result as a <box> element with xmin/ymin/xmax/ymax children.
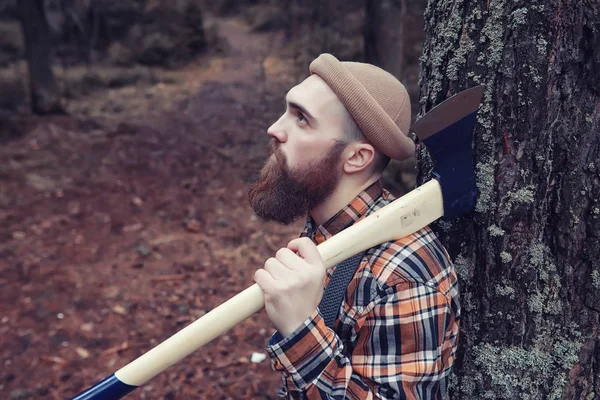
<box><xmin>360</xmin><ymin>225</ymin><xmax>455</xmax><ymax>293</ymax></box>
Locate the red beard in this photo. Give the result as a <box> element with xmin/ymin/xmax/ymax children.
<box><xmin>248</xmin><ymin>140</ymin><xmax>346</xmax><ymax>225</ymax></box>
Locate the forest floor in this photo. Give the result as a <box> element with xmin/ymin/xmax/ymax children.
<box><xmin>0</xmin><ymin>15</ymin><xmax>306</xmax><ymax>399</ymax></box>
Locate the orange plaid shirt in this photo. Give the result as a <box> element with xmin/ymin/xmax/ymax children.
<box><xmin>265</xmin><ymin>181</ymin><xmax>461</xmax><ymax>399</ymax></box>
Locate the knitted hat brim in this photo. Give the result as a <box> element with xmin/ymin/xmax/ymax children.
<box><xmin>309</xmin><ymin>54</ymin><xmax>415</xmax><ymax>160</ymax></box>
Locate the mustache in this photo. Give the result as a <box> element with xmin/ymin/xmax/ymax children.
<box><xmin>269</xmin><ymin>139</ymin><xmax>279</xmax><ymax>155</ymax></box>
<box><xmin>269</xmin><ymin>139</ymin><xmax>286</xmax><ymax>167</ymax></box>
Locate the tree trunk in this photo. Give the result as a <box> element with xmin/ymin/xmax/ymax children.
<box><xmin>18</xmin><ymin>0</ymin><xmax>63</xmax><ymax>114</ymax></box>
<box><xmin>418</xmin><ymin>1</ymin><xmax>599</xmax><ymax>399</ymax></box>
<box><xmin>285</xmin><ymin>0</ymin><xmax>366</xmax><ymax>69</ymax></box>
<box><xmin>364</xmin><ymin>0</ymin><xmax>407</xmax><ymax>79</ymax></box>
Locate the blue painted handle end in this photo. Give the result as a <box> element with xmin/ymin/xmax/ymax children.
<box><xmin>70</xmin><ymin>374</ymin><xmax>137</xmax><ymax>400</ymax></box>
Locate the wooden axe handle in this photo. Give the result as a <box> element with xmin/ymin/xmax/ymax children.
<box><xmin>115</xmin><ymin>179</ymin><xmax>443</xmax><ymax>386</ymax></box>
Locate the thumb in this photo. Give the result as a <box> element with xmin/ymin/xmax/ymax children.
<box><xmin>287</xmin><ymin>237</ymin><xmax>322</xmax><ymax>266</ymax></box>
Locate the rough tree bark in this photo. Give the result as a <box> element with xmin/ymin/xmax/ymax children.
<box><xmin>417</xmin><ymin>0</ymin><xmax>599</xmax><ymax>399</ymax></box>
<box><xmin>17</xmin><ymin>0</ymin><xmax>63</xmax><ymax>114</ymax></box>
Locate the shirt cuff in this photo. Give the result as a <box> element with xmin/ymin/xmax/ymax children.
<box><xmin>265</xmin><ymin>309</ymin><xmax>338</xmax><ymax>390</ymax></box>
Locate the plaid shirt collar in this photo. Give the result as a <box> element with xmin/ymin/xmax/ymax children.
<box><xmin>300</xmin><ymin>180</ymin><xmax>383</xmax><ymax>245</ymax></box>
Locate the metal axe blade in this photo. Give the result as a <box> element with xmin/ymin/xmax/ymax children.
<box><xmin>411</xmin><ymin>85</ymin><xmax>485</xmax><ymax>219</ymax></box>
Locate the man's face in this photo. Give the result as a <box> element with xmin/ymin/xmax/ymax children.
<box><xmin>248</xmin><ymin>75</ymin><xmax>351</xmax><ymax>224</ymax></box>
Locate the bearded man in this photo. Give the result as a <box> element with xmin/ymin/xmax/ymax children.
<box><xmin>249</xmin><ymin>53</ymin><xmax>460</xmax><ymax>400</ymax></box>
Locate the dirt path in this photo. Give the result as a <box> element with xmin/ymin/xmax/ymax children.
<box><xmin>1</xmin><ymin>16</ymin><xmax>303</xmax><ymax>400</ymax></box>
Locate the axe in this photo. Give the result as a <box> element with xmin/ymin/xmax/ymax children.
<box><xmin>70</xmin><ymin>85</ymin><xmax>484</xmax><ymax>399</ymax></box>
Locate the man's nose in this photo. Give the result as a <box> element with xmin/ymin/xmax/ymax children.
<box><xmin>267</xmin><ymin>116</ymin><xmax>288</xmax><ymax>143</ymax></box>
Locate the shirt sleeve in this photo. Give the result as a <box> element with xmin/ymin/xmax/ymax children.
<box><xmin>265</xmin><ymin>281</ymin><xmax>456</xmax><ymax>399</ymax></box>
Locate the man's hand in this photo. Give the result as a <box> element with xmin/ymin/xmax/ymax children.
<box><xmin>254</xmin><ymin>237</ymin><xmax>326</xmax><ymax>337</ymax></box>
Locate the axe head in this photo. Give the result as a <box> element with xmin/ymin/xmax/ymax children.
<box><xmin>410</xmin><ymin>86</ymin><xmax>485</xmax><ymax>219</ymax></box>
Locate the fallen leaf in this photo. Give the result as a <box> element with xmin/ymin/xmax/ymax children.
<box><xmin>76</xmin><ymin>347</ymin><xmax>90</xmax><ymax>359</ymax></box>
<box><xmin>184</xmin><ymin>218</ymin><xmax>202</xmax><ymax>232</ymax></box>
<box><xmin>112</xmin><ymin>304</ymin><xmax>127</xmax><ymax>315</ymax></box>
<box><xmin>80</xmin><ymin>323</ymin><xmax>94</xmax><ymax>332</ymax></box>
<box><xmin>250</xmin><ymin>352</ymin><xmax>266</xmax><ymax>363</ymax></box>
<box><xmin>103</xmin><ymin>286</ymin><xmax>120</xmax><ymax>299</ymax></box>
<box><xmin>12</xmin><ymin>231</ymin><xmax>26</xmax><ymax>240</ymax></box>
<box><xmin>41</xmin><ymin>356</ymin><xmax>67</xmax><ymax>365</ymax></box>
<box><xmin>123</xmin><ymin>223</ymin><xmax>143</xmax><ymax>232</ymax></box>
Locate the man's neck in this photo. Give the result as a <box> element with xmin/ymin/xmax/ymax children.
<box><xmin>309</xmin><ymin>174</ymin><xmax>381</xmax><ymax>226</ymax></box>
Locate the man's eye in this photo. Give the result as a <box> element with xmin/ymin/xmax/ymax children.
<box><xmin>297</xmin><ymin>112</ymin><xmax>308</xmax><ymax>124</ymax></box>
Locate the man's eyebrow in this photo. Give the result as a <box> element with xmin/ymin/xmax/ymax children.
<box><xmin>286</xmin><ymin>97</ymin><xmax>316</xmax><ymax>121</ymax></box>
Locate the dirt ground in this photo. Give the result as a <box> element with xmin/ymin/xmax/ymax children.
<box><xmin>0</xmin><ymin>17</ymin><xmax>306</xmax><ymax>399</ymax></box>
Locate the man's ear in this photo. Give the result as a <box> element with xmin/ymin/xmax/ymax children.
<box><xmin>343</xmin><ymin>142</ymin><xmax>375</xmax><ymax>174</ymax></box>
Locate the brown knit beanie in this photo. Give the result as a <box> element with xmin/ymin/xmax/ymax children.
<box><xmin>309</xmin><ymin>53</ymin><xmax>414</xmax><ymax>160</ymax></box>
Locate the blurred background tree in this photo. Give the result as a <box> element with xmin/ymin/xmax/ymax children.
<box><xmin>0</xmin><ymin>0</ymin><xmax>208</xmax><ymax>115</ymax></box>
<box><xmin>17</xmin><ymin>0</ymin><xmax>63</xmax><ymax>114</ymax></box>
